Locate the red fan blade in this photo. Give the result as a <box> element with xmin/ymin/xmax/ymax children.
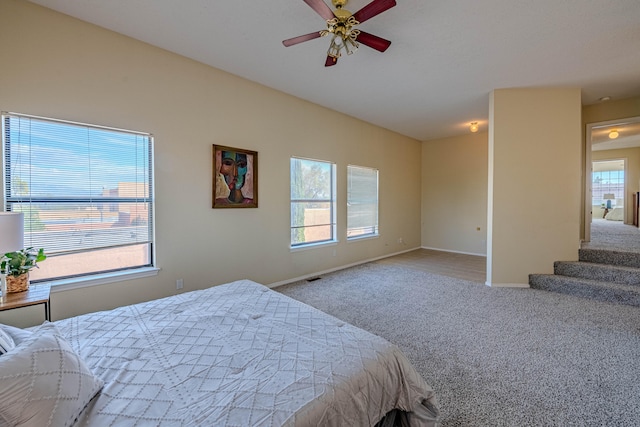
<box><xmin>356</xmin><ymin>31</ymin><xmax>391</xmax><ymax>52</ymax></box>
<box><xmin>283</xmin><ymin>31</ymin><xmax>324</xmax><ymax>47</ymax></box>
<box><xmin>325</xmin><ymin>55</ymin><xmax>338</xmax><ymax>67</ymax></box>
<box><xmin>352</xmin><ymin>0</ymin><xmax>397</xmax><ymax>24</ymax></box>
<box><xmin>303</xmin><ymin>0</ymin><xmax>335</xmax><ymax>21</ymax></box>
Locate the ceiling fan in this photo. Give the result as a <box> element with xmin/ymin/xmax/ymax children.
<box><xmin>282</xmin><ymin>0</ymin><xmax>397</xmax><ymax>67</ymax></box>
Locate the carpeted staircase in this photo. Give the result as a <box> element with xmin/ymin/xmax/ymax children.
<box><xmin>529</xmin><ymin>248</ymin><xmax>640</xmax><ymax>307</ymax></box>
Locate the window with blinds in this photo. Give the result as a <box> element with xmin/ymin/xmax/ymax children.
<box><xmin>290</xmin><ymin>157</ymin><xmax>336</xmax><ymax>247</ymax></box>
<box><xmin>347</xmin><ymin>165</ymin><xmax>379</xmax><ymax>239</ymax></box>
<box><xmin>592</xmin><ymin>161</ymin><xmax>624</xmax><ymax>207</ymax></box>
<box><xmin>2</xmin><ymin>113</ymin><xmax>154</xmax><ymax>282</ymax></box>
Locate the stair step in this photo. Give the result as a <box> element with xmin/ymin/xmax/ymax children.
<box><xmin>554</xmin><ymin>261</ymin><xmax>640</xmax><ymax>286</ymax></box>
<box><xmin>579</xmin><ymin>248</ymin><xmax>640</xmax><ymax>268</ymax></box>
<box><xmin>529</xmin><ymin>274</ymin><xmax>640</xmax><ymax>307</ymax></box>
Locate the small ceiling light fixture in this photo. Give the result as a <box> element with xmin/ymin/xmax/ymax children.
<box><xmin>599</xmin><ymin>96</ymin><xmax>611</xmax><ymax>102</ymax></box>
<box><xmin>609</xmin><ymin>130</ymin><xmax>619</xmax><ymax>139</ymax></box>
<box><xmin>469</xmin><ymin>122</ymin><xmax>479</xmax><ymax>133</ymax></box>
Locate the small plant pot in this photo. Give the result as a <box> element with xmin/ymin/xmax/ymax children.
<box><xmin>6</xmin><ymin>273</ymin><xmax>29</xmax><ymax>293</ymax></box>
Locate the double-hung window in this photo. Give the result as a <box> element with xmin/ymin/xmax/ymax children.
<box><xmin>290</xmin><ymin>157</ymin><xmax>336</xmax><ymax>247</ymax></box>
<box><xmin>347</xmin><ymin>165</ymin><xmax>379</xmax><ymax>239</ymax></box>
<box><xmin>2</xmin><ymin>112</ymin><xmax>154</xmax><ymax>283</ymax></box>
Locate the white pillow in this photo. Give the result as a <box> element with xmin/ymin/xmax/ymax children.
<box><xmin>1</xmin><ymin>323</ymin><xmax>33</xmax><ymax>347</ymax></box>
<box><xmin>0</xmin><ymin>327</ymin><xmax>15</xmax><ymax>354</ymax></box>
<box><xmin>0</xmin><ymin>322</ymin><xmax>104</xmax><ymax>427</ymax></box>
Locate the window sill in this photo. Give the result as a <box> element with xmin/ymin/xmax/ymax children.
<box><xmin>46</xmin><ymin>267</ymin><xmax>160</xmax><ymax>293</ymax></box>
<box><xmin>347</xmin><ymin>234</ymin><xmax>380</xmax><ymax>242</ymax></box>
<box><xmin>290</xmin><ymin>240</ymin><xmax>338</xmax><ymax>252</ymax></box>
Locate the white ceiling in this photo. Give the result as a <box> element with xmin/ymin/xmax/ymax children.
<box><xmin>29</xmin><ymin>0</ymin><xmax>640</xmax><ymax>141</ymax></box>
<box><xmin>591</xmin><ymin>119</ymin><xmax>640</xmax><ymax>151</ymax></box>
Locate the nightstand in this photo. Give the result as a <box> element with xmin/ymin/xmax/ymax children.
<box><xmin>0</xmin><ymin>283</ymin><xmax>51</xmax><ymax>321</ymax></box>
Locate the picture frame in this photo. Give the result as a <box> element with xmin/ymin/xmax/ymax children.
<box><xmin>212</xmin><ymin>145</ymin><xmax>258</xmax><ymax>208</ymax></box>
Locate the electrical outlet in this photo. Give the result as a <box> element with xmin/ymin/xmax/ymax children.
<box><xmin>397</xmin><ymin>238</ymin><xmax>403</xmax><ymax>244</ymax></box>
<box><xmin>176</xmin><ymin>279</ymin><xmax>183</xmax><ymax>290</ymax></box>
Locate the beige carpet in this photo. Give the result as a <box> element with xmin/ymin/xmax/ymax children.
<box><xmin>277</xmin><ymin>261</ymin><xmax>640</xmax><ymax>427</ymax></box>
<box><xmin>584</xmin><ymin>219</ymin><xmax>640</xmax><ymax>252</ymax></box>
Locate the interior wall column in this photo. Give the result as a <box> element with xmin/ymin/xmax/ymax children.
<box><xmin>486</xmin><ymin>88</ymin><xmax>582</xmax><ymax>287</ymax></box>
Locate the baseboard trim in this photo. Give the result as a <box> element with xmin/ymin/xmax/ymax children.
<box><xmin>421</xmin><ymin>246</ymin><xmax>486</xmax><ymax>257</ymax></box>
<box><xmin>268</xmin><ymin>247</ymin><xmax>420</xmax><ymax>289</ymax></box>
<box><xmin>485</xmin><ymin>281</ymin><xmax>530</xmax><ymax>288</ymax></box>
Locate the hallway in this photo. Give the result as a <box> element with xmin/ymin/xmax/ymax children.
<box><xmin>582</xmin><ymin>218</ymin><xmax>640</xmax><ymax>252</ymax></box>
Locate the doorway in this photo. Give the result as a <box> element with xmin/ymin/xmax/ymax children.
<box><xmin>584</xmin><ymin>116</ymin><xmax>640</xmax><ymax>250</ymax></box>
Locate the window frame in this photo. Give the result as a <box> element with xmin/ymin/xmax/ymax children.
<box><xmin>2</xmin><ymin>112</ymin><xmax>156</xmax><ymax>286</ymax></box>
<box><xmin>347</xmin><ymin>164</ymin><xmax>379</xmax><ymax>240</ymax></box>
<box><xmin>290</xmin><ymin>156</ymin><xmax>337</xmax><ymax>249</ymax></box>
<box><xmin>591</xmin><ymin>162</ymin><xmax>625</xmax><ymax>207</ymax></box>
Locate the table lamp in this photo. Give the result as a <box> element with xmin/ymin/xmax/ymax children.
<box><xmin>0</xmin><ymin>212</ymin><xmax>24</xmax><ymax>297</ymax></box>
<box><xmin>603</xmin><ymin>193</ymin><xmax>615</xmax><ymax>209</ymax></box>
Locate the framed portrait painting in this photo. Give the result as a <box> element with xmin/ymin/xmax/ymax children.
<box><xmin>212</xmin><ymin>145</ymin><xmax>258</xmax><ymax>208</ymax></box>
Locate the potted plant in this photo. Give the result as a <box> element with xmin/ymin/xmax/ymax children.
<box><xmin>1</xmin><ymin>247</ymin><xmax>46</xmax><ymax>293</ymax></box>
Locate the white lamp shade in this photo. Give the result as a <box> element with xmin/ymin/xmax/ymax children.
<box><xmin>0</xmin><ymin>212</ymin><xmax>24</xmax><ymax>254</ymax></box>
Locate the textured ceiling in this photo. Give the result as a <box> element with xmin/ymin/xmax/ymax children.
<box><xmin>29</xmin><ymin>0</ymin><xmax>640</xmax><ymax>141</ymax></box>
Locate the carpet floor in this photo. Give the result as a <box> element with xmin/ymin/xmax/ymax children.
<box><xmin>584</xmin><ymin>219</ymin><xmax>640</xmax><ymax>252</ymax></box>
<box><xmin>277</xmin><ymin>261</ymin><xmax>640</xmax><ymax>426</ymax></box>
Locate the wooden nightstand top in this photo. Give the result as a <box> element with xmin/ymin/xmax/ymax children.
<box><xmin>0</xmin><ymin>283</ymin><xmax>51</xmax><ymax>312</ymax></box>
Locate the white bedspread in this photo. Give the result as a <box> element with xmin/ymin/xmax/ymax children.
<box><xmin>605</xmin><ymin>206</ymin><xmax>624</xmax><ymax>221</ymax></box>
<box><xmin>55</xmin><ymin>280</ymin><xmax>438</xmax><ymax>426</ymax></box>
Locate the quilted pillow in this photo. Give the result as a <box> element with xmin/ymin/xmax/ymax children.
<box><xmin>0</xmin><ymin>327</ymin><xmax>15</xmax><ymax>354</ymax></box>
<box><xmin>0</xmin><ymin>322</ymin><xmax>104</xmax><ymax>427</ymax></box>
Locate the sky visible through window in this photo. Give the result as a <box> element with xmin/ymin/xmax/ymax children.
<box><xmin>7</xmin><ymin>117</ymin><xmax>148</xmax><ymax>198</ymax></box>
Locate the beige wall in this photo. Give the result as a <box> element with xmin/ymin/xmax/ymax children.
<box><xmin>419</xmin><ymin>96</ymin><xmax>640</xmax><ymax>262</ymax></box>
<box><xmin>421</xmin><ymin>132</ymin><xmax>488</xmax><ymax>255</ymax></box>
<box><xmin>0</xmin><ymin>0</ymin><xmax>422</xmax><ymax>326</ymax></box>
<box><xmin>583</xmin><ymin>96</ymin><xmax>640</xmax><ymax>125</ymax></box>
<box><xmin>488</xmin><ymin>88</ymin><xmax>582</xmax><ymax>286</ymax></box>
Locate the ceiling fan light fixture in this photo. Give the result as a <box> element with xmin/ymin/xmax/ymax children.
<box><xmin>283</xmin><ymin>0</ymin><xmax>396</xmax><ymax>67</ymax></box>
<box><xmin>609</xmin><ymin>129</ymin><xmax>619</xmax><ymax>139</ymax></box>
<box><xmin>344</xmin><ymin>31</ymin><xmax>359</xmax><ymax>55</ymax></box>
<box><xmin>327</xmin><ymin>30</ymin><xmax>359</xmax><ymax>59</ymax></box>
<box><xmin>469</xmin><ymin>122</ymin><xmax>479</xmax><ymax>133</ymax></box>
<box><xmin>327</xmin><ymin>35</ymin><xmax>343</xmax><ymax>58</ymax></box>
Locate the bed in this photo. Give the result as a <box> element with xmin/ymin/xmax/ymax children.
<box><xmin>0</xmin><ymin>279</ymin><xmax>439</xmax><ymax>426</ymax></box>
<box><xmin>605</xmin><ymin>205</ymin><xmax>624</xmax><ymax>221</ymax></box>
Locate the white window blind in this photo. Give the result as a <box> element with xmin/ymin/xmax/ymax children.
<box><xmin>290</xmin><ymin>157</ymin><xmax>336</xmax><ymax>247</ymax></box>
<box><xmin>2</xmin><ymin>113</ymin><xmax>154</xmax><ymax>282</ymax></box>
<box><xmin>347</xmin><ymin>165</ymin><xmax>379</xmax><ymax>239</ymax></box>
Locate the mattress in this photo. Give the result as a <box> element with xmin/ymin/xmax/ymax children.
<box><xmin>50</xmin><ymin>279</ymin><xmax>439</xmax><ymax>426</ymax></box>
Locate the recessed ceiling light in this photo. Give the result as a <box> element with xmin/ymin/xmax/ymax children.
<box><xmin>469</xmin><ymin>122</ymin><xmax>479</xmax><ymax>133</ymax></box>
<box><xmin>609</xmin><ymin>130</ymin><xmax>619</xmax><ymax>139</ymax></box>
<box><xmin>599</xmin><ymin>96</ymin><xmax>611</xmax><ymax>102</ymax></box>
